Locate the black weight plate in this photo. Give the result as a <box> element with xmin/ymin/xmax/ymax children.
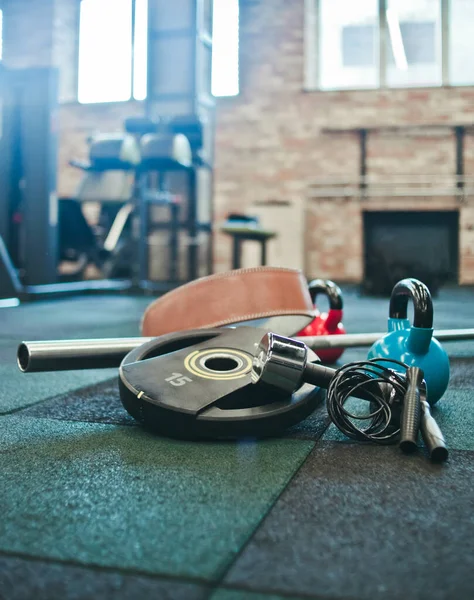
<box><xmin>119</xmin><ymin>326</ymin><xmax>323</xmax><ymax>440</ymax></box>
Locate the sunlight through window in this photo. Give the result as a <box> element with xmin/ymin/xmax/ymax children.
<box><xmin>212</xmin><ymin>0</ymin><xmax>240</xmax><ymax>97</ymax></box>
<box><xmin>78</xmin><ymin>0</ymin><xmax>133</xmax><ymax>103</ymax></box>
<box><xmin>78</xmin><ymin>0</ymin><xmax>240</xmax><ymax>103</ymax></box>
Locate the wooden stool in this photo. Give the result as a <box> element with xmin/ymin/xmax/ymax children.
<box><xmin>221</xmin><ymin>226</ymin><xmax>277</xmax><ymax>269</ymax></box>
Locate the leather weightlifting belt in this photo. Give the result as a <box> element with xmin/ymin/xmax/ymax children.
<box><xmin>141</xmin><ymin>267</ymin><xmax>316</xmax><ymax>338</ymax></box>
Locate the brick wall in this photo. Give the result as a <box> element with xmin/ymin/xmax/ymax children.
<box><xmin>213</xmin><ymin>0</ymin><xmax>474</xmax><ymax>283</ymax></box>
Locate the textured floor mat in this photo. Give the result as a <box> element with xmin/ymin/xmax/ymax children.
<box><xmin>447</xmin><ymin>359</ymin><xmax>474</xmax><ymax>388</ymax></box>
<box><xmin>20</xmin><ymin>379</ymin><xmax>330</xmax><ymax>441</ymax></box>
<box><xmin>225</xmin><ymin>443</ymin><xmax>474</xmax><ymax>600</ymax></box>
<box><xmin>210</xmin><ymin>589</ymin><xmax>307</xmax><ymax>600</ymax></box>
<box><xmin>432</xmin><ymin>388</ymin><xmax>474</xmax><ymax>450</ymax></box>
<box><xmin>0</xmin><ymin>339</ymin><xmax>116</xmax><ymax>414</ymax></box>
<box><xmin>0</xmin><ymin>556</ymin><xmax>209</xmax><ymax>600</ymax></box>
<box><xmin>0</xmin><ymin>416</ymin><xmax>313</xmax><ymax>581</ymax></box>
<box><xmin>0</xmin><ymin>295</ymin><xmax>149</xmax><ymax>340</ymax></box>
<box><xmin>1</xmin><ymin>288</ymin><xmax>473</xmax><ymax>599</ymax></box>
<box><xmin>20</xmin><ymin>379</ymin><xmax>135</xmax><ymax>426</ymax></box>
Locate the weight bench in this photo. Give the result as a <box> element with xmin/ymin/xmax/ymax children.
<box><xmin>67</xmin><ymin>119</ymin><xmax>194</xmax><ymax>286</ymax></box>
<box><xmin>66</xmin><ymin>133</ymin><xmax>141</xmax><ymax>278</ymax></box>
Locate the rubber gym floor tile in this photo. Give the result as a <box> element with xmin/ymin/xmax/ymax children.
<box><xmin>0</xmin><ymin>295</ymin><xmax>150</xmax><ymax>340</ymax></box>
<box><xmin>0</xmin><ymin>556</ymin><xmax>210</xmax><ymax>600</ymax></box>
<box><xmin>20</xmin><ymin>379</ymin><xmax>332</xmax><ymax>441</ymax></box>
<box><xmin>225</xmin><ymin>443</ymin><xmax>474</xmax><ymax>600</ymax></box>
<box><xmin>210</xmin><ymin>589</ymin><xmax>308</xmax><ymax>600</ymax></box>
<box><xmin>0</xmin><ymin>366</ymin><xmax>117</xmax><ymax>414</ymax></box>
<box><xmin>0</xmin><ymin>320</ymin><xmax>143</xmax><ymax>343</ymax></box>
<box><xmin>0</xmin><ymin>416</ymin><xmax>314</xmax><ymax>581</ymax></box>
<box><xmin>436</xmin><ymin>343</ymin><xmax>474</xmax><ymax>358</ymax></box>
<box><xmin>20</xmin><ymin>379</ymin><xmax>136</xmax><ymax>426</ymax></box>
<box><xmin>283</xmin><ymin>395</ymin><xmax>330</xmax><ymax>441</ymax></box>
<box><xmin>0</xmin><ymin>339</ymin><xmax>116</xmax><ymax>414</ymax></box>
<box><xmin>447</xmin><ymin>358</ymin><xmax>474</xmax><ymax>388</ymax></box>
<box><xmin>430</xmin><ymin>388</ymin><xmax>474</xmax><ymax>451</ymax></box>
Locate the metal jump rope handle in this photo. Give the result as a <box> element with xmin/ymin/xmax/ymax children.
<box><xmin>420</xmin><ymin>399</ymin><xmax>449</xmax><ymax>462</ymax></box>
<box><xmin>399</xmin><ymin>366</ymin><xmax>423</xmax><ymax>454</ymax></box>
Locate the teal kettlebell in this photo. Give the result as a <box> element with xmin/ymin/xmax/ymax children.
<box><xmin>367</xmin><ymin>278</ymin><xmax>449</xmax><ymax>405</ymax></box>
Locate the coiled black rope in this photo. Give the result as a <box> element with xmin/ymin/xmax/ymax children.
<box><xmin>326</xmin><ymin>358</ymin><xmax>410</xmax><ymax>444</ymax></box>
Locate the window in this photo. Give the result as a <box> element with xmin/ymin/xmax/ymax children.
<box><xmin>342</xmin><ymin>25</ymin><xmax>377</xmax><ymax>68</ymax></box>
<box><xmin>78</xmin><ymin>0</ymin><xmax>239</xmax><ymax>104</ymax></box>
<box><xmin>212</xmin><ymin>0</ymin><xmax>240</xmax><ymax>96</ymax></box>
<box><xmin>449</xmin><ymin>0</ymin><xmax>474</xmax><ymax>86</ymax></box>
<box><xmin>306</xmin><ymin>0</ymin><xmax>474</xmax><ymax>90</ymax></box>
<box><xmin>319</xmin><ymin>0</ymin><xmax>379</xmax><ymax>90</ymax></box>
<box><xmin>385</xmin><ymin>0</ymin><xmax>442</xmax><ymax>87</ymax></box>
<box><xmin>78</xmin><ymin>0</ymin><xmax>147</xmax><ymax>104</ymax></box>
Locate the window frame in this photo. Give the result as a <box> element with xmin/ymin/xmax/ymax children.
<box><xmin>304</xmin><ymin>0</ymin><xmax>460</xmax><ymax>91</ymax></box>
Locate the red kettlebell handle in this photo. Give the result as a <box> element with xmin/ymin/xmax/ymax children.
<box><xmin>307</xmin><ymin>279</ymin><xmax>343</xmax><ymax>331</ymax></box>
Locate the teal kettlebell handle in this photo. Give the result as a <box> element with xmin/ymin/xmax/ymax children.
<box><xmin>389</xmin><ymin>278</ymin><xmax>433</xmax><ymax>329</ymax></box>
<box><xmin>370</xmin><ymin>278</ymin><xmax>448</xmax><ymax>404</ymax></box>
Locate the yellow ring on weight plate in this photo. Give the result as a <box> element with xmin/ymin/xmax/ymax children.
<box><xmin>184</xmin><ymin>348</ymin><xmax>253</xmax><ymax>381</ymax></box>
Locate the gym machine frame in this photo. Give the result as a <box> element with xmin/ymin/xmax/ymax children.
<box><xmin>1</xmin><ymin>0</ymin><xmax>216</xmax><ymax>304</ymax></box>
<box><xmin>143</xmin><ymin>0</ymin><xmax>215</xmax><ymax>286</ymax></box>
<box><xmin>0</xmin><ymin>66</ymin><xmax>133</xmax><ymax>305</ymax></box>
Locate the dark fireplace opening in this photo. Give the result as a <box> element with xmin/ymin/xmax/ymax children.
<box><xmin>363</xmin><ymin>211</ymin><xmax>459</xmax><ymax>296</ymax></box>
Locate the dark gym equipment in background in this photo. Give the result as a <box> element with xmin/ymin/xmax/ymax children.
<box><xmin>0</xmin><ymin>66</ymin><xmax>59</xmax><ymax>289</ymax></box>
<box><xmin>66</xmin><ymin>115</ymin><xmax>196</xmax><ymax>288</ymax></box>
<box><xmin>65</xmin><ymin>128</ymin><xmax>142</xmax><ymax>281</ymax></box>
<box><xmin>127</xmin><ymin>114</ymin><xmax>202</xmax><ymax>290</ymax></box>
<box><xmin>0</xmin><ymin>65</ymin><xmax>132</xmax><ymax>304</ymax></box>
<box><xmin>143</xmin><ymin>0</ymin><xmax>215</xmax><ymax>284</ymax></box>
<box><xmin>0</xmin><ymin>0</ymin><xmax>216</xmax><ymax>304</ymax></box>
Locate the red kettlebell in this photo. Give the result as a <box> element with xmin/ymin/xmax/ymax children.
<box><xmin>296</xmin><ymin>279</ymin><xmax>346</xmax><ymax>363</ymax></box>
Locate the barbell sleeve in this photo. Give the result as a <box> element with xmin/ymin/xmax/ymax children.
<box><xmin>17</xmin><ymin>338</ymin><xmax>152</xmax><ymax>373</ymax></box>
